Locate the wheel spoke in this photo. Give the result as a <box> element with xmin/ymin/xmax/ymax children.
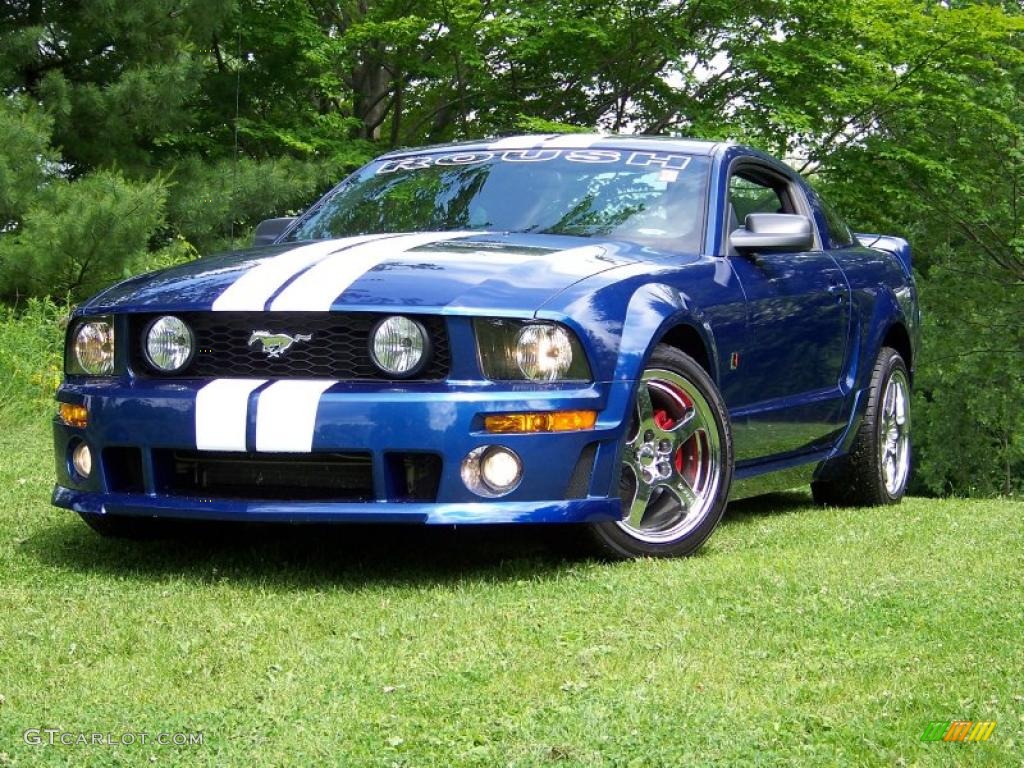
<box><xmin>627</xmin><ymin>477</ymin><xmax>654</xmax><ymax>528</ymax></box>
<box><xmin>885</xmin><ymin>456</ymin><xmax>897</xmax><ymax>485</ymax></box>
<box><xmin>660</xmin><ymin>476</ymin><xmax>697</xmax><ymax>510</ymax></box>
<box><xmin>656</xmin><ymin>409</ymin><xmax>698</xmax><ymax>443</ymax></box>
<box><xmin>894</xmin><ymin>385</ymin><xmax>907</xmax><ymax>426</ymax></box>
<box><xmin>621</xmin><ymin>440</ymin><xmax>639</xmax><ymax>465</ymax></box>
<box><xmin>884</xmin><ymin>382</ymin><xmax>896</xmax><ymax>420</ymax></box>
<box><xmin>635</xmin><ymin>383</ymin><xmax>654</xmax><ymax>426</ymax></box>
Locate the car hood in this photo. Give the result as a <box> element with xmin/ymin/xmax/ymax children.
<box><xmin>84</xmin><ymin>232</ymin><xmax>699</xmax><ymax>315</ymax></box>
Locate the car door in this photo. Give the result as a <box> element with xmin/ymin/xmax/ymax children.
<box><xmin>724</xmin><ymin>164</ymin><xmax>851</xmax><ymax>461</ymax></box>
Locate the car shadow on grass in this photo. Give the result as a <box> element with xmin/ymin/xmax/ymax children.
<box><xmin>24</xmin><ymin>491</ymin><xmax>814</xmax><ymax>588</ymax></box>
<box><xmin>724</xmin><ymin>490</ymin><xmax>815</xmax><ymax>522</ymax></box>
<box><xmin>24</xmin><ymin>517</ymin><xmax>589</xmax><ymax>588</ymax></box>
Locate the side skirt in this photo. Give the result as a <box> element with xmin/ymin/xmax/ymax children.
<box><xmin>728</xmin><ymin>449</ymin><xmax>831</xmax><ymax>502</ymax></box>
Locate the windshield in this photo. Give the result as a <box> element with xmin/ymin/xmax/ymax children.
<box><xmin>287</xmin><ymin>148</ymin><xmax>710</xmax><ymax>252</ymax></box>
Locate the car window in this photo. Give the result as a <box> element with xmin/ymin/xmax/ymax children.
<box><xmin>819</xmin><ymin>197</ymin><xmax>856</xmax><ymax>247</ymax></box>
<box><xmin>287</xmin><ymin>151</ymin><xmax>711</xmax><ymax>254</ymax></box>
<box><xmin>729</xmin><ymin>175</ymin><xmax>786</xmax><ymax>222</ymax></box>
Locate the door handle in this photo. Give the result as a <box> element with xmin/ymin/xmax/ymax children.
<box><xmin>827</xmin><ymin>281</ymin><xmax>845</xmax><ymax>301</ymax></box>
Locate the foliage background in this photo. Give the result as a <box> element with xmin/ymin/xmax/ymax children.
<box><xmin>0</xmin><ymin>0</ymin><xmax>1020</xmax><ymax>495</ymax></box>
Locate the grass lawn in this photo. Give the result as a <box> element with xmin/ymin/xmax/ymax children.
<box><xmin>1</xmin><ymin>414</ymin><xmax>1021</xmax><ymax>767</ymax></box>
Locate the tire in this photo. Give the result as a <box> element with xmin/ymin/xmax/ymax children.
<box><xmin>812</xmin><ymin>346</ymin><xmax>911</xmax><ymax>506</ymax></box>
<box><xmin>78</xmin><ymin>512</ymin><xmax>172</xmax><ymax>540</ymax></box>
<box><xmin>587</xmin><ymin>344</ymin><xmax>733</xmax><ymax>559</ymax></box>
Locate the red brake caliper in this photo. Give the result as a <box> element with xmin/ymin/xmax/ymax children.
<box><xmin>659</xmin><ymin>393</ymin><xmax>697</xmax><ymax>479</ymax></box>
<box><xmin>655</xmin><ymin>409</ymin><xmax>686</xmax><ymax>476</ymax></box>
<box><xmin>654</xmin><ymin>410</ymin><xmax>673</xmax><ymax>430</ymax></box>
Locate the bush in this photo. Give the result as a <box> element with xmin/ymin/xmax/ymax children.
<box><xmin>0</xmin><ymin>298</ymin><xmax>67</xmax><ymax>422</ymax></box>
<box><xmin>911</xmin><ymin>253</ymin><xmax>1023</xmax><ymax>497</ymax></box>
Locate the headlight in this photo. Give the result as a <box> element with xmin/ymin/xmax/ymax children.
<box><xmin>369</xmin><ymin>315</ymin><xmax>430</xmax><ymax>377</ymax></box>
<box><xmin>144</xmin><ymin>315</ymin><xmax>194</xmax><ymax>373</ymax></box>
<box><xmin>515</xmin><ymin>324</ymin><xmax>574</xmax><ymax>381</ymax></box>
<box><xmin>475</xmin><ymin>319</ymin><xmax>591</xmax><ymax>381</ymax></box>
<box><xmin>69</xmin><ymin>318</ymin><xmax>115</xmax><ymax>375</ymax></box>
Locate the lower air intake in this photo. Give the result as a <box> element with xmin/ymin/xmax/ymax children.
<box><xmin>159</xmin><ymin>450</ymin><xmax>375</xmax><ymax>501</ymax></box>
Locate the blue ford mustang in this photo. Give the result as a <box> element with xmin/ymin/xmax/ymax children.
<box><xmin>53</xmin><ymin>135</ymin><xmax>918</xmax><ymax>558</ymax></box>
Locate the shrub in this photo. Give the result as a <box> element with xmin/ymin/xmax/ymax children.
<box><xmin>0</xmin><ymin>297</ymin><xmax>67</xmax><ymax>422</ymax></box>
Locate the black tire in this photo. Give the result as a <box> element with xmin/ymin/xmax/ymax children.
<box><xmin>587</xmin><ymin>344</ymin><xmax>733</xmax><ymax>559</ymax></box>
<box><xmin>78</xmin><ymin>512</ymin><xmax>173</xmax><ymax>540</ymax></box>
<box><xmin>812</xmin><ymin>346</ymin><xmax>911</xmax><ymax>506</ymax></box>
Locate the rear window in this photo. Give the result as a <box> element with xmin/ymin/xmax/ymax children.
<box><xmin>819</xmin><ymin>197</ymin><xmax>856</xmax><ymax>247</ymax></box>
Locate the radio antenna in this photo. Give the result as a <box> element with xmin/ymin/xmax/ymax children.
<box><xmin>230</xmin><ymin>26</ymin><xmax>242</xmax><ymax>250</ymax></box>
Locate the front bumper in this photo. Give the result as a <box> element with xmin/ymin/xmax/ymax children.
<box><xmin>52</xmin><ymin>487</ymin><xmax>620</xmax><ymax>525</ymax></box>
<box><xmin>53</xmin><ymin>378</ymin><xmax>633</xmax><ymax>525</ymax></box>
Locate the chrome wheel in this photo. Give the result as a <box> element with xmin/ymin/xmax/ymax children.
<box><xmin>880</xmin><ymin>368</ymin><xmax>910</xmax><ymax>496</ymax></box>
<box><xmin>617</xmin><ymin>368</ymin><xmax>723</xmax><ymax>543</ymax></box>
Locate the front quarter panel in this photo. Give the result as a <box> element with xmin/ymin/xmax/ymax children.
<box><xmin>536</xmin><ymin>257</ymin><xmax>748</xmax><ymax>395</ymax></box>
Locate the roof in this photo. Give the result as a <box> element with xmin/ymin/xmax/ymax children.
<box><xmin>378</xmin><ymin>133</ymin><xmax>728</xmax><ymax>159</ymax></box>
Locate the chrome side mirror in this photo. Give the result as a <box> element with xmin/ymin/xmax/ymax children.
<box><xmin>730</xmin><ymin>213</ymin><xmax>814</xmax><ymax>253</ymax></box>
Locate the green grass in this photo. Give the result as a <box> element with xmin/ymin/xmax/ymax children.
<box><xmin>1</xmin><ymin>412</ymin><xmax>1022</xmax><ymax>767</ymax></box>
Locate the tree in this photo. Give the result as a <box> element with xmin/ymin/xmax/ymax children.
<box><xmin>0</xmin><ymin>0</ymin><xmax>1020</xmax><ymax>492</ymax></box>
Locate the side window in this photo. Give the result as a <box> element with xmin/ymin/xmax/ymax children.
<box><xmin>820</xmin><ymin>198</ymin><xmax>856</xmax><ymax>247</ymax></box>
<box><xmin>724</xmin><ymin>165</ymin><xmax>820</xmax><ymax>254</ymax></box>
<box><xmin>729</xmin><ymin>174</ymin><xmax>787</xmax><ymax>224</ymax></box>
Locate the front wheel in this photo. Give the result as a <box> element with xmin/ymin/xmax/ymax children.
<box><xmin>587</xmin><ymin>345</ymin><xmax>733</xmax><ymax>559</ymax></box>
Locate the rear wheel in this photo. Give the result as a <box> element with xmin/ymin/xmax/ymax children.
<box><xmin>588</xmin><ymin>345</ymin><xmax>733</xmax><ymax>559</ymax></box>
<box><xmin>812</xmin><ymin>346</ymin><xmax>911</xmax><ymax>506</ymax></box>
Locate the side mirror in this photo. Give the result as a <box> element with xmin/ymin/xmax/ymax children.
<box><xmin>730</xmin><ymin>213</ymin><xmax>814</xmax><ymax>253</ymax></box>
<box><xmin>253</xmin><ymin>217</ymin><xmax>296</xmax><ymax>246</ymax></box>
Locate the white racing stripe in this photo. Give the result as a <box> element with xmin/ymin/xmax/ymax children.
<box><xmin>196</xmin><ymin>234</ymin><xmax>478</xmax><ymax>454</ymax></box>
<box><xmin>269</xmin><ymin>231</ymin><xmax>474</xmax><ymax>311</ymax></box>
<box><xmin>255</xmin><ymin>380</ymin><xmax>336</xmax><ymax>452</ymax></box>
<box><xmin>195</xmin><ymin>379</ymin><xmax>267</xmax><ymax>451</ymax></box>
<box><xmin>212</xmin><ymin>235</ymin><xmax>386</xmax><ymax>311</ymax></box>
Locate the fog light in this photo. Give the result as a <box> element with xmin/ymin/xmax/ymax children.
<box><xmin>461</xmin><ymin>445</ymin><xmax>523</xmax><ymax>497</ymax></box>
<box><xmin>480</xmin><ymin>446</ymin><xmax>522</xmax><ymax>492</ymax></box>
<box><xmin>59</xmin><ymin>403</ymin><xmax>88</xmax><ymax>428</ymax></box>
<box><xmin>144</xmin><ymin>315</ymin><xmax>194</xmax><ymax>373</ymax></box>
<box><xmin>71</xmin><ymin>442</ymin><xmax>92</xmax><ymax>479</ymax></box>
<box><xmin>369</xmin><ymin>315</ymin><xmax>429</xmax><ymax>377</ymax></box>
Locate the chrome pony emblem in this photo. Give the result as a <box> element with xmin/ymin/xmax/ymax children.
<box><xmin>248</xmin><ymin>331</ymin><xmax>312</xmax><ymax>358</ymax></box>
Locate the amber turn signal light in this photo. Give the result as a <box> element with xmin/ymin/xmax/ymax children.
<box><xmin>484</xmin><ymin>410</ymin><xmax>597</xmax><ymax>434</ymax></box>
<box><xmin>58</xmin><ymin>403</ymin><xmax>88</xmax><ymax>428</ymax></box>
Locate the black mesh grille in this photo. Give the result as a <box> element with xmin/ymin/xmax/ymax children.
<box><xmin>129</xmin><ymin>312</ymin><xmax>449</xmax><ymax>380</ymax></box>
<box><xmin>157</xmin><ymin>450</ymin><xmax>376</xmax><ymax>501</ymax></box>
<box><xmin>565</xmin><ymin>443</ymin><xmax>597</xmax><ymax>499</ymax></box>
